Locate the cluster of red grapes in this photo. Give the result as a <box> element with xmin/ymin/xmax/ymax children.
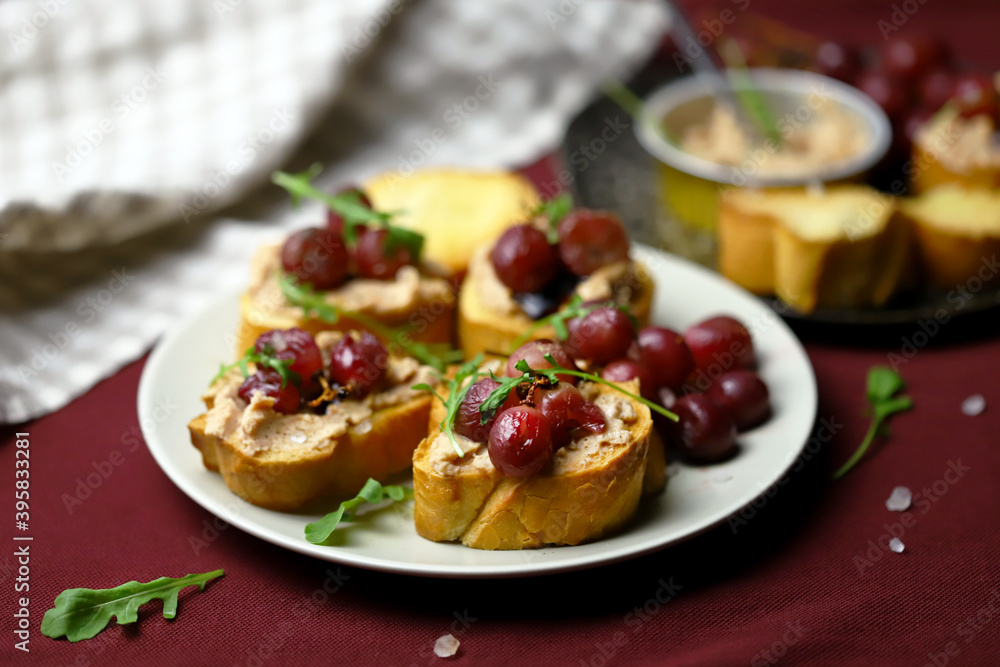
<box><xmin>490</xmin><ymin>209</ymin><xmax>631</xmax><ymax>297</ymax></box>
<box><xmin>280</xmin><ymin>187</ymin><xmax>415</xmax><ymax>290</ymax></box>
<box><xmin>814</xmin><ymin>35</ymin><xmax>997</xmax><ymax>152</ymax></box>
<box><xmin>452</xmin><ymin>312</ymin><xmax>771</xmax><ymax>478</ymax></box>
<box><xmin>236</xmin><ymin>328</ymin><xmax>389</xmax><ymax>414</ymax></box>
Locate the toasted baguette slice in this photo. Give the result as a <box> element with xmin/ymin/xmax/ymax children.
<box><xmin>189</xmin><ymin>336</ymin><xmax>436</xmax><ymax>511</ymax></box>
<box><xmin>911</xmin><ymin>111</ymin><xmax>1000</xmax><ymax>194</ymax></box>
<box><xmin>458</xmin><ymin>249</ymin><xmax>655</xmax><ymax>358</ymax></box>
<box><xmin>719</xmin><ymin>186</ymin><xmax>911</xmax><ymax>313</ymax></box>
<box><xmin>900</xmin><ymin>184</ymin><xmax>1000</xmax><ymax>288</ymax></box>
<box><xmin>413</xmin><ymin>379</ymin><xmax>652</xmax><ymax>550</ymax></box>
<box><xmin>236</xmin><ymin>245</ymin><xmax>454</xmax><ymax>356</ymax></box>
<box><xmin>364</xmin><ymin>169</ymin><xmax>540</xmax><ymax>277</ymax></box>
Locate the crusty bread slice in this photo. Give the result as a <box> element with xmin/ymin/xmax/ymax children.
<box><xmin>900</xmin><ymin>184</ymin><xmax>1000</xmax><ymax>288</ymax></box>
<box><xmin>189</xmin><ymin>340</ymin><xmax>436</xmax><ymax>511</ymax></box>
<box><xmin>412</xmin><ymin>379</ymin><xmax>652</xmax><ymax>550</ymax></box>
<box><xmin>457</xmin><ymin>252</ymin><xmax>655</xmax><ymax>358</ymax></box>
<box><xmin>911</xmin><ymin>112</ymin><xmax>1000</xmax><ymax>194</ymax></box>
<box><xmin>718</xmin><ymin>186</ymin><xmax>911</xmax><ymax>313</ymax></box>
<box><xmin>364</xmin><ymin>169</ymin><xmax>540</xmax><ymax>277</ymax></box>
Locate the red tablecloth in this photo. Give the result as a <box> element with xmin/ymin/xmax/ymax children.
<box><xmin>5</xmin><ymin>2</ymin><xmax>1000</xmax><ymax>665</ymax></box>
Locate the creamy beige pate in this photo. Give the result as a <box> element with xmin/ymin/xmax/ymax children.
<box><xmin>202</xmin><ymin>331</ymin><xmax>436</xmax><ymax>454</ymax></box>
<box><xmin>247</xmin><ymin>244</ymin><xmax>452</xmax><ymax>319</ymax></box>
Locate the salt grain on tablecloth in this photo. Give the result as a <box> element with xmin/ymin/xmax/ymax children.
<box><xmin>961</xmin><ymin>394</ymin><xmax>986</xmax><ymax>416</ymax></box>
<box><xmin>886</xmin><ymin>486</ymin><xmax>912</xmax><ymax>512</ymax></box>
<box><xmin>434</xmin><ymin>634</ymin><xmax>460</xmax><ymax>658</ymax></box>
<box><xmin>889</xmin><ymin>538</ymin><xmax>905</xmax><ymax>553</ymax></box>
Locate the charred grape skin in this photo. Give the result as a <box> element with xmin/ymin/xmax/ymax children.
<box><xmin>281</xmin><ymin>227</ymin><xmax>350</xmax><ymax>289</ymax></box>
<box><xmin>327</xmin><ymin>187</ymin><xmax>373</xmax><ymax>235</ymax></box>
<box><xmin>684</xmin><ymin>316</ymin><xmax>755</xmax><ymax>382</ymax></box>
<box><xmin>490</xmin><ymin>224</ymin><xmax>559</xmax><ymax>293</ymax></box>
<box><xmin>671</xmin><ymin>394</ymin><xmax>737</xmax><ymax>463</ymax></box>
<box><xmin>566</xmin><ymin>307</ymin><xmax>635</xmax><ymax>365</ymax></box>
<box><xmin>556</xmin><ymin>210</ymin><xmax>631</xmax><ymax>277</ymax></box>
<box><xmin>506</xmin><ymin>339</ymin><xmax>580</xmax><ymax>385</ymax></box>
<box><xmin>454</xmin><ymin>378</ymin><xmax>518</xmax><ymax>443</ymax></box>
<box><xmin>705</xmin><ymin>370</ymin><xmax>771</xmax><ymax>431</ymax></box>
<box><xmin>537</xmin><ymin>384</ymin><xmax>605</xmax><ymax>449</ymax></box>
<box><xmin>254</xmin><ymin>328</ymin><xmax>322</xmax><ymax>382</ymax></box>
<box><xmin>602</xmin><ymin>359</ymin><xmax>655</xmax><ymax>400</ymax></box>
<box><xmin>328</xmin><ymin>332</ymin><xmax>388</xmax><ymax>398</ymax></box>
<box><xmin>951</xmin><ymin>72</ymin><xmax>997</xmax><ymax>119</ymax></box>
<box><xmin>354</xmin><ymin>227</ymin><xmax>414</xmax><ymax>280</ymax></box>
<box><xmin>629</xmin><ymin>326</ymin><xmax>696</xmax><ymax>393</ymax></box>
<box><xmin>238</xmin><ymin>369</ymin><xmax>301</xmax><ymax>414</ymax></box>
<box><xmin>488</xmin><ymin>405</ymin><xmax>554</xmax><ymax>477</ymax></box>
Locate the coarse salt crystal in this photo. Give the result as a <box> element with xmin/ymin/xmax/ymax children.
<box><xmin>961</xmin><ymin>394</ymin><xmax>986</xmax><ymax>416</ymax></box>
<box><xmin>353</xmin><ymin>420</ymin><xmax>373</xmax><ymax>435</ymax></box>
<box><xmin>288</xmin><ymin>431</ymin><xmax>307</xmax><ymax>444</ymax></box>
<box><xmin>434</xmin><ymin>634</ymin><xmax>460</xmax><ymax>658</ymax></box>
<box><xmin>885</xmin><ymin>486</ymin><xmax>912</xmax><ymax>512</ymax></box>
<box><xmin>889</xmin><ymin>538</ymin><xmax>905</xmax><ymax>553</ymax></box>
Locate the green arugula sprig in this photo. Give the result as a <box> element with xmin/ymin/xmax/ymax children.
<box><xmin>832</xmin><ymin>366</ymin><xmax>913</xmax><ymax>480</ymax></box>
<box><xmin>40</xmin><ymin>569</ymin><xmax>224</xmax><ymax>642</ymax></box>
<box><xmin>271</xmin><ymin>164</ymin><xmax>424</xmax><ymax>258</ymax></box>
<box><xmin>212</xmin><ymin>346</ymin><xmax>299</xmax><ymax>387</ymax></box>
<box><xmin>508</xmin><ymin>294</ymin><xmax>635</xmax><ymax>351</ymax></box>
<box><xmin>278</xmin><ymin>274</ymin><xmax>462</xmax><ymax>372</ymax></box>
<box><xmin>478</xmin><ymin>355</ymin><xmax>678</xmax><ymax>425</ymax></box>
<box><xmin>413</xmin><ymin>355</ymin><xmax>484</xmax><ymax>458</ymax></box>
<box><xmin>533</xmin><ymin>192</ymin><xmax>573</xmax><ymax>244</ymax></box>
<box><xmin>304</xmin><ymin>478</ymin><xmax>412</xmax><ymax>545</ymax></box>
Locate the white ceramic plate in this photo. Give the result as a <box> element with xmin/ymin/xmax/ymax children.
<box><xmin>139</xmin><ymin>244</ymin><xmax>817</xmax><ymax>578</ymax></box>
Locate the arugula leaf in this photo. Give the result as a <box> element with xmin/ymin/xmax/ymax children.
<box><xmin>304</xmin><ymin>478</ymin><xmax>412</xmax><ymax>544</ymax></box>
<box><xmin>832</xmin><ymin>366</ymin><xmax>913</xmax><ymax>480</ymax></box>
<box><xmin>278</xmin><ymin>274</ymin><xmax>462</xmax><ymax>372</ymax></box>
<box><xmin>415</xmin><ymin>355</ymin><xmax>484</xmax><ymax>457</ymax></box>
<box><xmin>271</xmin><ymin>166</ymin><xmax>423</xmax><ymax>261</ymax></box>
<box><xmin>533</xmin><ymin>193</ymin><xmax>573</xmax><ymax>243</ymax></box>
<box><xmin>508</xmin><ymin>294</ymin><xmax>632</xmax><ymax>351</ymax></box>
<box><xmin>212</xmin><ymin>346</ymin><xmax>299</xmax><ymax>387</ymax></box>
<box><xmin>477</xmin><ymin>355</ymin><xmax>679</xmax><ymax>425</ymax></box>
<box><xmin>40</xmin><ymin>570</ymin><xmax>224</xmax><ymax>642</ymax></box>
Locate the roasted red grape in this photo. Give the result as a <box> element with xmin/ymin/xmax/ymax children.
<box><xmin>327</xmin><ymin>187</ymin><xmax>373</xmax><ymax>235</ymax></box>
<box><xmin>454</xmin><ymin>378</ymin><xmax>518</xmax><ymax>443</ymax></box>
<box><xmin>880</xmin><ymin>35</ymin><xmax>945</xmax><ymax>82</ymax></box>
<box><xmin>354</xmin><ymin>227</ymin><xmax>414</xmax><ymax>280</ymax></box>
<box><xmin>705</xmin><ymin>370</ymin><xmax>771</xmax><ymax>431</ymax></box>
<box><xmin>238</xmin><ymin>369</ymin><xmax>301</xmax><ymax>414</ymax></box>
<box><xmin>537</xmin><ymin>384</ymin><xmax>605</xmax><ymax>448</ymax></box>
<box><xmin>488</xmin><ymin>406</ymin><xmax>553</xmax><ymax>477</ymax></box>
<box><xmin>506</xmin><ymin>339</ymin><xmax>579</xmax><ymax>384</ymax></box>
<box><xmin>602</xmin><ymin>359</ymin><xmax>654</xmax><ymax>399</ymax></box>
<box><xmin>671</xmin><ymin>394</ymin><xmax>737</xmax><ymax>463</ymax></box>
<box><xmin>281</xmin><ymin>227</ymin><xmax>350</xmax><ymax>289</ymax></box>
<box><xmin>629</xmin><ymin>326</ymin><xmax>695</xmax><ymax>392</ymax></box>
<box><xmin>951</xmin><ymin>72</ymin><xmax>997</xmax><ymax>118</ymax></box>
<box><xmin>329</xmin><ymin>332</ymin><xmax>388</xmax><ymax>397</ymax></box>
<box><xmin>684</xmin><ymin>316</ymin><xmax>755</xmax><ymax>388</ymax></box>
<box><xmin>556</xmin><ymin>210</ymin><xmax>630</xmax><ymax>276</ymax></box>
<box><xmin>254</xmin><ymin>328</ymin><xmax>322</xmax><ymax>382</ymax></box>
<box><xmin>490</xmin><ymin>224</ymin><xmax>559</xmax><ymax>293</ymax></box>
<box><xmin>854</xmin><ymin>70</ymin><xmax>908</xmax><ymax>120</ymax></box>
<box><xmin>919</xmin><ymin>67</ymin><xmax>955</xmax><ymax>111</ymax></box>
<box><xmin>815</xmin><ymin>41</ymin><xmax>859</xmax><ymax>82</ymax></box>
<box><xmin>567</xmin><ymin>307</ymin><xmax>635</xmax><ymax>365</ymax></box>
